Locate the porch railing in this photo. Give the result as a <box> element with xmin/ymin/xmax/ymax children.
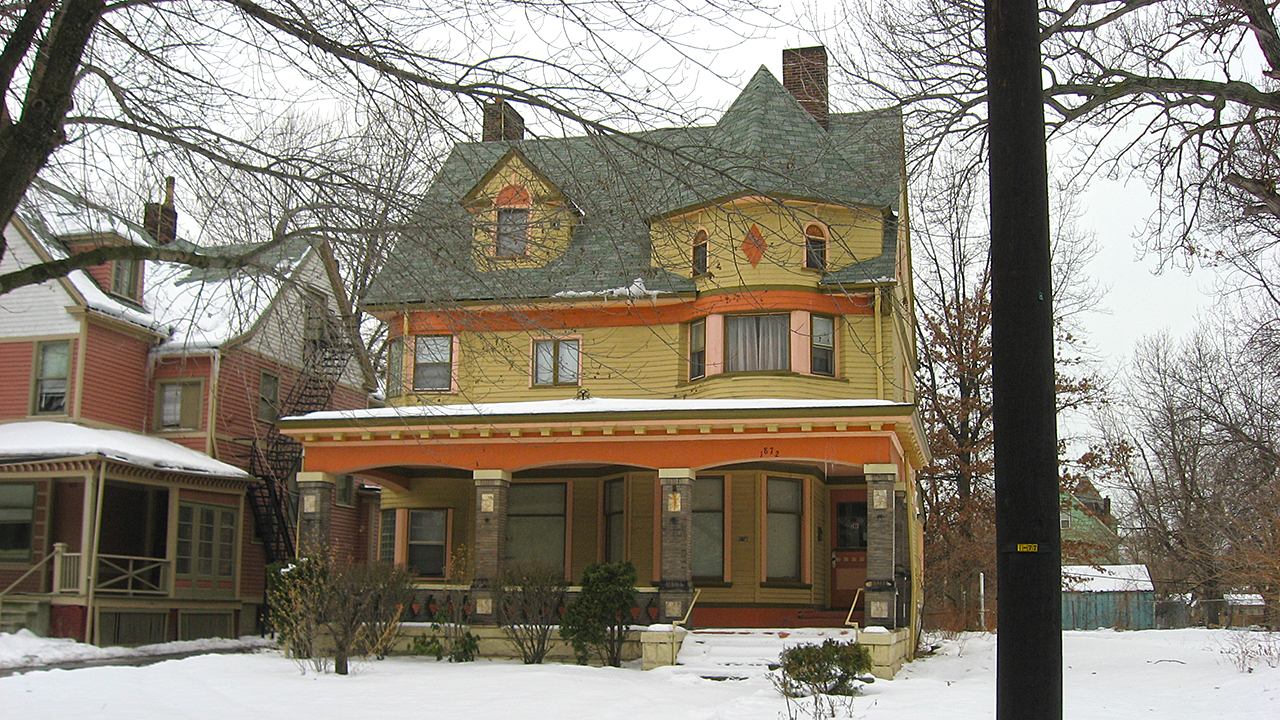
<box><xmin>53</xmin><ymin>550</ymin><xmax>82</xmax><ymax>593</ymax></box>
<box><xmin>94</xmin><ymin>555</ymin><xmax>170</xmax><ymax>596</ymax></box>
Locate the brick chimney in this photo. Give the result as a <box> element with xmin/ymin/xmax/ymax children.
<box><xmin>143</xmin><ymin>176</ymin><xmax>178</xmax><ymax>245</ymax></box>
<box><xmin>482</xmin><ymin>98</ymin><xmax>525</xmax><ymax>142</ymax></box>
<box><xmin>782</xmin><ymin>46</ymin><xmax>828</xmax><ymax>129</ymax></box>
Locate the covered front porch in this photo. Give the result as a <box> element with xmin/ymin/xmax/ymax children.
<box><xmin>281</xmin><ymin>397</ymin><xmax>927</xmax><ymax>638</ymax></box>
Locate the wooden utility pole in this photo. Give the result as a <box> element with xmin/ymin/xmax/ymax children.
<box><xmin>985</xmin><ymin>1</ymin><xmax>1063</xmax><ymax>718</ymax></box>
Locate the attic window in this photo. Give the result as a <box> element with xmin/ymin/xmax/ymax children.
<box><xmin>804</xmin><ymin>224</ymin><xmax>827</xmax><ymax>271</ymax></box>
<box><xmin>692</xmin><ymin>230</ymin><xmax>708</xmax><ymax>276</ymax></box>
<box><xmin>496</xmin><ymin>208</ymin><xmax>530</xmax><ymax>257</ymax></box>
<box><xmin>110</xmin><ymin>257</ymin><xmax>140</xmax><ymax>299</ymax></box>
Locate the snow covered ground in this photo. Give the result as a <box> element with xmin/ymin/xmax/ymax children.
<box><xmin>1</xmin><ymin>628</ymin><xmax>1276</xmax><ymax>719</ymax></box>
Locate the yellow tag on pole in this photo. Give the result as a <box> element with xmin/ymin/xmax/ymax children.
<box><xmin>1016</xmin><ymin>543</ymin><xmax>1039</xmax><ymax>552</ymax></box>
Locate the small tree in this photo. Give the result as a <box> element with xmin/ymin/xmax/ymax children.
<box><xmin>560</xmin><ymin>561</ymin><xmax>637</xmax><ymax>667</ymax></box>
<box><xmin>320</xmin><ymin>562</ymin><xmax>415</xmax><ymax>675</ymax></box>
<box><xmin>495</xmin><ymin>561</ymin><xmax>568</xmax><ymax>664</ymax></box>
<box><xmin>267</xmin><ymin>557</ymin><xmax>330</xmax><ymax>672</ymax></box>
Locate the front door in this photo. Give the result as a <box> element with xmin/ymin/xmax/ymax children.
<box><xmin>828</xmin><ymin>488</ymin><xmax>867</xmax><ymax>612</ymax></box>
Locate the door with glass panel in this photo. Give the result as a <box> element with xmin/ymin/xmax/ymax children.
<box><xmin>828</xmin><ymin>487</ymin><xmax>867</xmax><ymax>611</ymax></box>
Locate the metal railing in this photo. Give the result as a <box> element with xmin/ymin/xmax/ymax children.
<box><xmin>844</xmin><ymin>587</ymin><xmax>865</xmax><ymax>628</ymax></box>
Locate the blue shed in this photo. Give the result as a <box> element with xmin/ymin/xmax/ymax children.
<box><xmin>1061</xmin><ymin>564</ymin><xmax>1156</xmax><ymax>630</ymax></box>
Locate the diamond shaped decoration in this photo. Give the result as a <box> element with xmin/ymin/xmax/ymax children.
<box><xmin>741</xmin><ymin>224</ymin><xmax>767</xmax><ymax>267</ymax></box>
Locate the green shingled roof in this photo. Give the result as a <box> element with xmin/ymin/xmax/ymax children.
<box><xmin>367</xmin><ymin>67</ymin><xmax>904</xmax><ymax>307</ymax></box>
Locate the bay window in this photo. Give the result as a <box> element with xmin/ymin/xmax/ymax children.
<box><xmin>689</xmin><ymin>320</ymin><xmax>706</xmax><ymax>380</ymax></box>
<box><xmin>725</xmin><ymin>315</ymin><xmax>789</xmax><ymax>372</ymax></box>
<box><xmin>811</xmin><ymin>315</ymin><xmax>835</xmax><ymax>377</ymax></box>
<box><xmin>414</xmin><ymin>336</ymin><xmax>453</xmax><ymax>391</ymax></box>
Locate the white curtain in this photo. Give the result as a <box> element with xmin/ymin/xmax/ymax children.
<box><xmin>725</xmin><ymin>315</ymin><xmax>789</xmax><ymax>372</ymax></box>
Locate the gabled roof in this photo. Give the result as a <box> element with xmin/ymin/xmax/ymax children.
<box><xmin>368</xmin><ymin>66</ymin><xmax>904</xmax><ymax>307</ymax></box>
<box><xmin>1062</xmin><ymin>565</ymin><xmax>1154</xmax><ymax>593</ymax></box>
<box><xmin>11</xmin><ymin>180</ymin><xmax>316</xmax><ymax>353</ymax></box>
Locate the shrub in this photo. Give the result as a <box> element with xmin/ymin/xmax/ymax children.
<box><xmin>771</xmin><ymin>639</ymin><xmax>873</xmax><ymax>720</ymax></box>
<box><xmin>411</xmin><ymin>545</ymin><xmax>479</xmax><ymax>662</ymax></box>
<box><xmin>267</xmin><ymin>557</ymin><xmax>330</xmax><ymax>672</ymax></box>
<box><xmin>560</xmin><ymin>561</ymin><xmax>637</xmax><ymax>667</ymax></box>
<box><xmin>495</xmin><ymin>561</ymin><xmax>568</xmax><ymax>663</ymax></box>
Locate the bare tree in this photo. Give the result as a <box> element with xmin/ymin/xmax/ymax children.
<box><xmin>1</xmin><ymin>0</ymin><xmax>765</xmax><ymax>293</ymax></box>
<box><xmin>824</xmin><ymin>0</ymin><xmax>1280</xmax><ymax>310</ymax></box>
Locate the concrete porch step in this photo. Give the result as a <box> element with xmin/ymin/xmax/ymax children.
<box><xmin>671</xmin><ymin>627</ymin><xmax>864</xmax><ymax>679</ymax></box>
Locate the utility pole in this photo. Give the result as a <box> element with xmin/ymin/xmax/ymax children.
<box><xmin>986</xmin><ymin>1</ymin><xmax>1063</xmax><ymax>719</ymax></box>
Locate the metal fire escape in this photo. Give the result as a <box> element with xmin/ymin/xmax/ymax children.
<box><xmin>246</xmin><ymin>297</ymin><xmax>354</xmax><ymax>563</ymax></box>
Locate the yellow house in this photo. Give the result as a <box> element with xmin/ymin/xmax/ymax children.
<box><xmin>279</xmin><ymin>47</ymin><xmax>928</xmax><ymax>655</ymax></box>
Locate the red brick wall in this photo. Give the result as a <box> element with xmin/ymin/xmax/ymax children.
<box><xmin>51</xmin><ymin>478</ymin><xmax>84</xmax><ymax>550</ymax></box>
<box><xmin>78</xmin><ymin>322</ymin><xmax>151</xmax><ymax>431</ymax></box>
<box><xmin>50</xmin><ymin>605</ymin><xmax>88</xmax><ymax>641</ymax></box>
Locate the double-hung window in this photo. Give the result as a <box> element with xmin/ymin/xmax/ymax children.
<box><xmin>811</xmin><ymin>315</ymin><xmax>835</xmax><ymax>377</ymax></box>
<box><xmin>533</xmin><ymin>338</ymin><xmax>579</xmax><ymax>386</ymax></box>
<box><xmin>0</xmin><ymin>483</ymin><xmax>35</xmax><ymax>561</ymax></box>
<box><xmin>766</xmin><ymin>477</ymin><xmax>803</xmax><ymax>581</ymax></box>
<box><xmin>407</xmin><ymin>509</ymin><xmax>448</xmax><ymax>577</ymax></box>
<box><xmin>386</xmin><ymin>338</ymin><xmax>404</xmax><ymax>397</ymax></box>
<box><xmin>111</xmin><ymin>257</ymin><xmax>140</xmax><ymax>299</ymax></box>
<box><xmin>258</xmin><ymin>373</ymin><xmax>279</xmax><ymax>422</ymax></box>
<box><xmin>34</xmin><ymin>341</ymin><xmax>69</xmax><ymax>414</ymax></box>
<box><xmin>725</xmin><ymin>315</ymin><xmax>789</xmax><ymax>372</ymax></box>
<box><xmin>692</xmin><ymin>477</ymin><xmax>725</xmax><ymax>579</ymax></box>
<box><xmin>159</xmin><ymin>381</ymin><xmax>202</xmax><ymax>430</ymax></box>
<box><xmin>689</xmin><ymin>320</ymin><xmax>706</xmax><ymax>380</ymax></box>
<box><xmin>507</xmin><ymin>483</ymin><xmax>566</xmax><ymax>568</ymax></box>
<box><xmin>379</xmin><ymin>509</ymin><xmax>397</xmax><ymax>563</ymax></box>
<box><xmin>414</xmin><ymin>336</ymin><xmax>453</xmax><ymax>392</ymax></box>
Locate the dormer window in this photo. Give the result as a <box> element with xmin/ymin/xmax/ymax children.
<box><xmin>692</xmin><ymin>230</ymin><xmax>708</xmax><ymax>276</ymax></box>
<box><xmin>804</xmin><ymin>224</ymin><xmax>827</xmax><ymax>271</ymax></box>
<box><xmin>110</xmin><ymin>257</ymin><xmax>141</xmax><ymax>300</ymax></box>
<box><xmin>496</xmin><ymin>208</ymin><xmax>530</xmax><ymax>257</ymax></box>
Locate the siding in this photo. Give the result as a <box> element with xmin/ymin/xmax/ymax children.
<box><xmin>0</xmin><ymin>223</ymin><xmax>81</xmax><ymax>338</ymax></box>
<box><xmin>0</xmin><ymin>341</ymin><xmax>34</xmax><ymax>418</ymax></box>
<box><xmin>78</xmin><ymin>321</ymin><xmax>151</xmax><ymax>431</ymax></box>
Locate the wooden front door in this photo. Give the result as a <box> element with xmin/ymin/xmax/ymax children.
<box><xmin>828</xmin><ymin>487</ymin><xmax>868</xmax><ymax>611</ymax></box>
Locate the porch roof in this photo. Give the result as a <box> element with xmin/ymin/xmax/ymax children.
<box><xmin>282</xmin><ymin>397</ymin><xmax>912</xmax><ymax>426</ymax></box>
<box><xmin>0</xmin><ymin>421</ymin><xmax>250</xmax><ymax>479</ymax></box>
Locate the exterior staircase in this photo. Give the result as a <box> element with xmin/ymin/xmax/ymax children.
<box><xmin>671</xmin><ymin>628</ymin><xmax>863</xmax><ymax>680</ymax></box>
<box><xmin>0</xmin><ymin>598</ymin><xmax>48</xmax><ymax>635</ymax></box>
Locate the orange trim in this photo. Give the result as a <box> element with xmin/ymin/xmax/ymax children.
<box><xmin>298</xmin><ymin>433</ymin><xmax>895</xmax><ymax>475</ymax></box>
<box><xmin>495</xmin><ymin>184</ymin><xmax>530</xmax><ymax>207</ymax></box>
<box><xmin>393</xmin><ymin>508</ymin><xmax>408</xmax><ymax>567</ymax></box>
<box><xmin>395</xmin><ymin>290</ymin><xmax>875</xmax><ymax>336</ymax></box>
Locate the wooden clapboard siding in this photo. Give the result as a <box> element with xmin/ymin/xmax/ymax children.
<box><xmin>626</xmin><ymin>472</ymin><xmax>655</xmax><ymax>584</ymax></box>
<box><xmin>569</xmin><ymin>477</ymin><xmax>598</xmax><ymax>580</ymax></box>
<box><xmin>78</xmin><ymin>321</ymin><xmax>151</xmax><ymax>431</ymax></box>
<box><xmin>0</xmin><ymin>341</ymin><xmax>35</xmax><ymax>418</ymax></box>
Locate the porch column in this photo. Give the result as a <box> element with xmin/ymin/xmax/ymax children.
<box><xmin>296</xmin><ymin>471</ymin><xmax>335</xmax><ymax>556</ymax></box>
<box><xmin>864</xmin><ymin>464</ymin><xmax>898</xmax><ymax>628</ymax></box>
<box><xmin>472</xmin><ymin>469</ymin><xmax>510</xmax><ymax>622</ymax></box>
<box><xmin>658</xmin><ymin>468</ymin><xmax>694</xmax><ymax>623</ymax></box>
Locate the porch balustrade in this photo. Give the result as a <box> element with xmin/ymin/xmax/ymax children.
<box><xmin>93</xmin><ymin>555</ymin><xmax>170</xmax><ymax>596</ymax></box>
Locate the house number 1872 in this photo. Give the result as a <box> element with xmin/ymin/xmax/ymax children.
<box><xmin>760</xmin><ymin>446</ymin><xmax>780</xmax><ymax>458</ymax></box>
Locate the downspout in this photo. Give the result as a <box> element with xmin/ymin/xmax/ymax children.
<box><xmin>874</xmin><ymin>286</ymin><xmax>885</xmax><ymax>400</ymax></box>
<box><xmin>206</xmin><ymin>349</ymin><xmax>221</xmax><ymax>458</ymax></box>
<box><xmin>85</xmin><ymin>460</ymin><xmax>106</xmax><ymax>645</ymax></box>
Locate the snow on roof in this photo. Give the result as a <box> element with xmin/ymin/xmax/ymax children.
<box><xmin>552</xmin><ymin>278</ymin><xmax>663</xmax><ymax>300</ymax></box>
<box><xmin>286</xmin><ymin>396</ymin><xmax>908</xmax><ymax>423</ymax></box>
<box><xmin>1224</xmin><ymin>593</ymin><xmax>1265</xmax><ymax>606</ymax></box>
<box><xmin>0</xmin><ymin>422</ymin><xmax>250</xmax><ymax>478</ymax></box>
<box><xmin>14</xmin><ymin>180</ymin><xmax>312</xmax><ymax>352</ymax></box>
<box><xmin>1062</xmin><ymin>564</ymin><xmax>1154</xmax><ymax>593</ymax></box>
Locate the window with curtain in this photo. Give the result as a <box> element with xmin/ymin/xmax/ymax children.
<box><xmin>767</xmin><ymin>477</ymin><xmax>802</xmax><ymax>580</ymax></box>
<box><xmin>34</xmin><ymin>341</ymin><xmax>69</xmax><ymax>414</ymax></box>
<box><xmin>507</xmin><ymin>483</ymin><xmax>566</xmax><ymax>568</ymax></box>
<box><xmin>692</xmin><ymin>477</ymin><xmax>725</xmax><ymax>579</ymax></box>
<box><xmin>725</xmin><ymin>315</ymin><xmax>790</xmax><ymax>372</ymax></box>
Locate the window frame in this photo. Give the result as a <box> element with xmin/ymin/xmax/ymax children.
<box><xmin>335</xmin><ymin>475</ymin><xmax>356</xmax><ymax>507</ymax></box>
<box><xmin>765</xmin><ymin>476</ymin><xmax>805</xmax><ymax>582</ymax></box>
<box><xmin>405</xmin><ymin>508</ymin><xmax>450</xmax><ymax>578</ymax></box>
<box><xmin>157</xmin><ymin>379</ymin><xmax>203</xmax><ymax>431</ymax></box>
<box><xmin>507</xmin><ymin>482</ymin><xmax>568</xmax><ymax>572</ymax></box>
<box><xmin>175</xmin><ymin>502</ymin><xmax>237</xmax><ymax>581</ymax></box>
<box><xmin>810</xmin><ymin>314</ymin><xmax>836</xmax><ymax>377</ymax></box>
<box><xmin>692</xmin><ymin>229</ymin><xmax>709</xmax><ymax>276</ymax></box>
<box><xmin>688</xmin><ymin>319</ymin><xmax>706</xmax><ymax>381</ymax></box>
<box><xmin>692</xmin><ymin>476</ymin><xmax>727</xmax><ymax>582</ymax></box>
<box><xmin>413</xmin><ymin>335</ymin><xmax>454</xmax><ymax>392</ymax></box>
<box><xmin>258</xmin><ymin>372</ymin><xmax>279</xmax><ymax>422</ymax></box>
<box><xmin>32</xmin><ymin>340</ymin><xmax>70</xmax><ymax>415</ymax></box>
<box><xmin>495</xmin><ymin>207</ymin><xmax>531</xmax><ymax>257</ymax></box>
<box><xmin>724</xmin><ymin>314</ymin><xmax>790</xmax><ymax>373</ymax></box>
<box><xmin>0</xmin><ymin>482</ymin><xmax>36</xmax><ymax>561</ymax></box>
<box><xmin>386</xmin><ymin>337</ymin><xmax>405</xmax><ymax>398</ymax></box>
<box><xmin>603</xmin><ymin>478</ymin><xmax>626</xmax><ymax>563</ymax></box>
<box><xmin>804</xmin><ymin>224</ymin><xmax>827</xmax><ymax>271</ymax></box>
<box><xmin>110</xmin><ymin>257</ymin><xmax>141</xmax><ymax>300</ymax></box>
<box><xmin>531</xmin><ymin>338</ymin><xmax>581</xmax><ymax>387</ymax></box>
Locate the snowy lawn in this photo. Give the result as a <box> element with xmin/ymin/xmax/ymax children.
<box><xmin>1</xmin><ymin>628</ymin><xmax>1277</xmax><ymax>719</ymax></box>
